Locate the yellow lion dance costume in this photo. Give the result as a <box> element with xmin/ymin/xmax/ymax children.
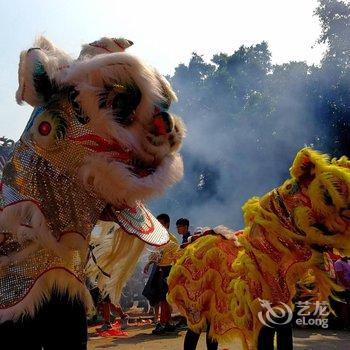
<box><xmin>167</xmin><ymin>148</ymin><xmax>350</xmax><ymax>350</ymax></box>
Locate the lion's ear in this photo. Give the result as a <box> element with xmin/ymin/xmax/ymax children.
<box><xmin>155</xmin><ymin>73</ymin><xmax>177</xmax><ymax>110</ymax></box>
<box><xmin>290</xmin><ymin>148</ymin><xmax>329</xmax><ymax>183</ymax></box>
<box><xmin>16</xmin><ymin>48</ymin><xmax>57</xmax><ymax>106</ymax></box>
<box><xmin>16</xmin><ymin>36</ymin><xmax>71</xmax><ymax>106</ymax></box>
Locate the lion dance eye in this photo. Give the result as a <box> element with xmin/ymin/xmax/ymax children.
<box><xmin>98</xmin><ymin>83</ymin><xmax>141</xmax><ymax>126</ymax></box>
<box><xmin>28</xmin><ymin>108</ymin><xmax>67</xmax><ymax>149</ymax></box>
<box><xmin>38</xmin><ymin>121</ymin><xmax>52</xmax><ymax>136</ymax></box>
<box><xmin>32</xmin><ymin>110</ymin><xmax>67</xmax><ymax>143</ymax></box>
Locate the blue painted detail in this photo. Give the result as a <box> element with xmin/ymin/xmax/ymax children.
<box><xmin>25</xmin><ymin>106</ymin><xmax>45</xmax><ymax>132</ymax></box>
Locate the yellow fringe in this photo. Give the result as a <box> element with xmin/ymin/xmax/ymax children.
<box><xmin>168</xmin><ymin>148</ymin><xmax>350</xmax><ymax>349</ymax></box>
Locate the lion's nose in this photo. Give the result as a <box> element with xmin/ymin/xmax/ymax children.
<box><xmin>153</xmin><ymin>112</ymin><xmax>174</xmax><ymax>135</ymax></box>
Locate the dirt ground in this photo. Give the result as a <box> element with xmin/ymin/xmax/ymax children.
<box><xmin>88</xmin><ymin>326</ymin><xmax>350</xmax><ymax>350</ymax></box>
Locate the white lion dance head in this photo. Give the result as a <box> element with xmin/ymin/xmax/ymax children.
<box><xmin>0</xmin><ymin>36</ymin><xmax>185</xmax><ymax>320</ymax></box>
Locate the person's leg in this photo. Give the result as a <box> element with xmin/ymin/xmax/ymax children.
<box><xmin>0</xmin><ymin>317</ymin><xmax>42</xmax><ymax>350</ymax></box>
<box><xmin>331</xmin><ymin>290</ymin><xmax>350</xmax><ymax>329</ymax></box>
<box><xmin>257</xmin><ymin>326</ymin><xmax>275</xmax><ymax>350</ymax></box>
<box><xmin>184</xmin><ymin>329</ymin><xmax>201</xmax><ymax>350</ymax></box>
<box><xmin>150</xmin><ymin>266</ymin><xmax>165</xmax><ymax>332</ymax></box>
<box><xmin>40</xmin><ymin>292</ymin><xmax>87</xmax><ymax>350</ymax></box>
<box><xmin>156</xmin><ymin>300</ymin><xmax>175</xmax><ymax>332</ymax></box>
<box><xmin>98</xmin><ymin>295</ymin><xmax>113</xmax><ymax>329</ymax></box>
<box><xmin>160</xmin><ymin>265</ymin><xmax>172</xmax><ymax>326</ymax></box>
<box><xmin>102</xmin><ymin>302</ymin><xmax>111</xmax><ymax>321</ymax></box>
<box><xmin>160</xmin><ymin>300</ymin><xmax>172</xmax><ymax>324</ymax></box>
<box><xmin>99</xmin><ymin>301</ymin><xmax>112</xmax><ymax>329</ymax></box>
<box><xmin>206</xmin><ymin>336</ymin><xmax>218</xmax><ymax>350</ymax></box>
<box><xmin>90</xmin><ymin>286</ymin><xmax>101</xmax><ymax>307</ymax></box>
<box><xmin>154</xmin><ymin>303</ymin><xmax>160</xmax><ymax>323</ymax></box>
<box><xmin>152</xmin><ymin>302</ymin><xmax>168</xmax><ymax>334</ymax></box>
<box><xmin>205</xmin><ymin>325</ymin><xmax>218</xmax><ymax>350</ymax></box>
<box><xmin>112</xmin><ymin>303</ymin><xmax>128</xmax><ymax>319</ymax></box>
<box><xmin>152</xmin><ymin>266</ymin><xmax>174</xmax><ymax>334</ymax></box>
<box><xmin>276</xmin><ymin>322</ymin><xmax>293</xmax><ymax>350</ymax></box>
<box><xmin>343</xmin><ymin>291</ymin><xmax>350</xmax><ymax>329</ymax></box>
<box><xmin>88</xmin><ymin>287</ymin><xmax>101</xmax><ymax>324</ymax></box>
<box><xmin>111</xmin><ymin>303</ymin><xmax>129</xmax><ymax>329</ymax></box>
<box><xmin>175</xmin><ymin>316</ymin><xmax>188</xmax><ymax>330</ymax></box>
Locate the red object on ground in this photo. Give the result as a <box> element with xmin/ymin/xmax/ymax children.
<box><xmin>95</xmin><ymin>321</ymin><xmax>128</xmax><ymax>337</ymax></box>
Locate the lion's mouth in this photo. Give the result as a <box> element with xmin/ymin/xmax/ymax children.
<box><xmin>70</xmin><ymin>133</ymin><xmax>155</xmax><ymax>177</ymax></box>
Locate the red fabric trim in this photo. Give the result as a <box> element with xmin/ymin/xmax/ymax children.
<box><xmin>69</xmin><ymin>133</ymin><xmax>130</xmax><ymax>157</ymax></box>
<box><xmin>89</xmin><ymin>43</ymin><xmax>112</xmax><ymax>53</ymax></box>
<box><xmin>2</xmin><ymin>199</ymin><xmax>43</xmax><ymax>212</ymax></box>
<box><xmin>68</xmin><ymin>133</ymin><xmax>154</xmax><ymax>177</ymax></box>
<box><xmin>115</xmin><ymin>217</ymin><xmax>166</xmax><ymax>247</ymax></box>
<box><xmin>119</xmin><ymin>209</ymin><xmax>154</xmax><ymax>234</ymax></box>
<box><xmin>112</xmin><ymin>39</ymin><xmax>125</xmax><ymax>51</ymax></box>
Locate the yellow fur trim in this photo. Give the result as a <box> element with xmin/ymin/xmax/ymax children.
<box><xmin>168</xmin><ymin>148</ymin><xmax>350</xmax><ymax>349</ymax></box>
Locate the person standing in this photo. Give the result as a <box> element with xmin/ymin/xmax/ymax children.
<box><xmin>176</xmin><ymin>218</ymin><xmax>191</xmax><ymax>246</ymax></box>
<box><xmin>143</xmin><ymin>214</ymin><xmax>179</xmax><ymax>334</ymax></box>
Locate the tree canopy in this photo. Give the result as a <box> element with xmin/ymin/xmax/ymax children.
<box><xmin>151</xmin><ymin>0</ymin><xmax>350</xmax><ymax>229</ymax></box>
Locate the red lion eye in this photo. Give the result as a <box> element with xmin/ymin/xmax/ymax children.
<box><xmin>38</xmin><ymin>121</ymin><xmax>52</xmax><ymax>136</ymax></box>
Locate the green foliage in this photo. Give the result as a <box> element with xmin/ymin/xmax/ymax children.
<box><xmin>156</xmin><ymin>0</ymin><xmax>350</xmax><ymax>227</ymax></box>
<box><xmin>316</xmin><ymin>0</ymin><xmax>350</xmax><ymax>69</ymax></box>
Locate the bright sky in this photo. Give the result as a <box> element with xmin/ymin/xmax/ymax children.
<box><xmin>0</xmin><ymin>0</ymin><xmax>325</xmax><ymax>140</ymax></box>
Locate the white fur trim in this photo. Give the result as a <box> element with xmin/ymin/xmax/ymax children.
<box><xmin>65</xmin><ymin>53</ymin><xmax>183</xmax><ymax>159</ymax></box>
<box><xmin>16</xmin><ymin>36</ymin><xmax>72</xmax><ymax>106</ymax></box>
<box><xmin>78</xmin><ymin>153</ymin><xmax>183</xmax><ymax>207</ymax></box>
<box><xmin>0</xmin><ymin>269</ymin><xmax>92</xmax><ymax>322</ymax></box>
<box><xmin>155</xmin><ymin>72</ymin><xmax>178</xmax><ymax>103</ymax></box>
<box><xmin>213</xmin><ymin>225</ymin><xmax>241</xmax><ymax>244</ymax></box>
<box><xmin>64</xmin><ymin>53</ymin><xmax>164</xmax><ymax>107</ymax></box>
<box><xmin>64</xmin><ymin>53</ymin><xmax>167</xmax><ymax>148</ymax></box>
